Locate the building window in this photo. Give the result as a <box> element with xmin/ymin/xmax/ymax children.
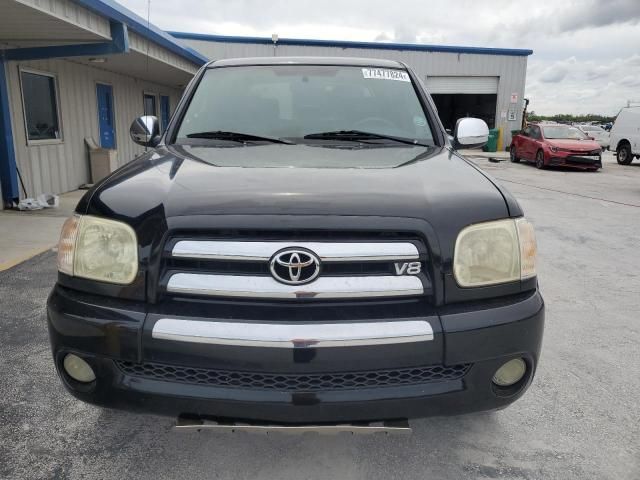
<box><xmin>160</xmin><ymin>95</ymin><xmax>170</xmax><ymax>132</ymax></box>
<box><xmin>20</xmin><ymin>70</ymin><xmax>61</xmax><ymax>142</ymax></box>
<box><xmin>143</xmin><ymin>93</ymin><xmax>157</xmax><ymax>117</ymax></box>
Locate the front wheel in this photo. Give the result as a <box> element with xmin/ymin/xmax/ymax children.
<box><xmin>509</xmin><ymin>145</ymin><xmax>520</xmax><ymax>163</ymax></box>
<box><xmin>535</xmin><ymin>150</ymin><xmax>545</xmax><ymax>169</ymax></box>
<box><xmin>617</xmin><ymin>143</ymin><xmax>633</xmax><ymax>165</ymax></box>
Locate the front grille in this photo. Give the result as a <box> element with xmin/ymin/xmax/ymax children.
<box><xmin>566</xmin><ymin>155</ymin><xmax>601</xmax><ymax>165</ymax></box>
<box><xmin>116</xmin><ymin>361</ymin><xmax>470</xmax><ymax>391</ymax></box>
<box><xmin>159</xmin><ymin>233</ymin><xmax>432</xmax><ymax>300</ymax></box>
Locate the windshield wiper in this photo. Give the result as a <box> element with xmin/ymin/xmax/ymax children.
<box><xmin>186</xmin><ymin>131</ymin><xmax>294</xmax><ymax>145</ymax></box>
<box><xmin>303</xmin><ymin>130</ymin><xmax>430</xmax><ymax>147</ymax></box>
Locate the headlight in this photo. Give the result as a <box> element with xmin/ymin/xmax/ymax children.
<box><xmin>453</xmin><ymin>218</ymin><xmax>537</xmax><ymax>287</ymax></box>
<box><xmin>549</xmin><ymin>146</ymin><xmax>558</xmax><ymax>153</ymax></box>
<box><xmin>57</xmin><ymin>214</ymin><xmax>138</xmax><ymax>284</ymax></box>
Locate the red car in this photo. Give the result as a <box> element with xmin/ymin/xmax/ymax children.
<box><xmin>510</xmin><ymin>123</ymin><xmax>602</xmax><ymax>171</ymax></box>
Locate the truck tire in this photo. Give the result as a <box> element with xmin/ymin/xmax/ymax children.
<box><xmin>616</xmin><ymin>143</ymin><xmax>632</xmax><ymax>165</ymax></box>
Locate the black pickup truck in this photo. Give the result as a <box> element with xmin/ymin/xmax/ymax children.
<box><xmin>48</xmin><ymin>57</ymin><xmax>544</xmax><ymax>427</ymax></box>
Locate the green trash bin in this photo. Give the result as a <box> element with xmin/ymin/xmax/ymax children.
<box><xmin>483</xmin><ymin>128</ymin><xmax>499</xmax><ymax>152</ymax></box>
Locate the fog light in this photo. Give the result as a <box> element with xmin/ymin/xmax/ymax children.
<box><xmin>63</xmin><ymin>354</ymin><xmax>96</xmax><ymax>383</ymax></box>
<box><xmin>492</xmin><ymin>358</ymin><xmax>526</xmax><ymax>387</ymax></box>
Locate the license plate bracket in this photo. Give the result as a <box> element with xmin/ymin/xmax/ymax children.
<box><xmin>175</xmin><ymin>415</ymin><xmax>412</xmax><ymax>435</ymax></box>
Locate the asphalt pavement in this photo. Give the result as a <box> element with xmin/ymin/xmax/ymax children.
<box><xmin>0</xmin><ymin>152</ymin><xmax>638</xmax><ymax>480</ymax></box>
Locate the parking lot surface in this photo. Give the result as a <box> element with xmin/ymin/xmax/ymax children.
<box><xmin>0</xmin><ymin>190</ymin><xmax>84</xmax><ymax>271</ymax></box>
<box><xmin>0</xmin><ymin>152</ymin><xmax>638</xmax><ymax>480</ymax></box>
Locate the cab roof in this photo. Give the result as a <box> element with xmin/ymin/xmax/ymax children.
<box><xmin>207</xmin><ymin>56</ymin><xmax>406</xmax><ymax>69</ymax></box>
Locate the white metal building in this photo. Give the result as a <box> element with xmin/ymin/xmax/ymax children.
<box><xmin>170</xmin><ymin>32</ymin><xmax>531</xmax><ymax>148</ymax></box>
<box><xmin>0</xmin><ymin>0</ymin><xmax>207</xmax><ymax>206</ymax></box>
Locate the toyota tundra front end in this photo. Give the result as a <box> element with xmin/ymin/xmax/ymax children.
<box><xmin>47</xmin><ymin>57</ymin><xmax>544</xmax><ymax>425</ymax></box>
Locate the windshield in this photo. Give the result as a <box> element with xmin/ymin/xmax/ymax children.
<box><xmin>175</xmin><ymin>65</ymin><xmax>434</xmax><ymax>145</ymax></box>
<box><xmin>542</xmin><ymin>125</ymin><xmax>587</xmax><ymax>139</ymax></box>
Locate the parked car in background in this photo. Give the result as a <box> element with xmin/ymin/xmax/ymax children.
<box><xmin>510</xmin><ymin>123</ymin><xmax>602</xmax><ymax>171</ymax></box>
<box><xmin>609</xmin><ymin>107</ymin><xmax>640</xmax><ymax>165</ymax></box>
<box><xmin>576</xmin><ymin>124</ymin><xmax>609</xmax><ymax>149</ymax></box>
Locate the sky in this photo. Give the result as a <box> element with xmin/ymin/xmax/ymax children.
<box><xmin>118</xmin><ymin>0</ymin><xmax>640</xmax><ymax>116</ymax></box>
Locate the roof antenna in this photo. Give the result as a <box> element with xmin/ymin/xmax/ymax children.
<box><xmin>143</xmin><ymin>0</ymin><xmax>151</xmax><ymax>152</ymax></box>
<box><xmin>145</xmin><ymin>0</ymin><xmax>151</xmax><ymax>116</ymax></box>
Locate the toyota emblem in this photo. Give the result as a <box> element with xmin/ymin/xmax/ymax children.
<box><xmin>269</xmin><ymin>248</ymin><xmax>321</xmax><ymax>285</ymax></box>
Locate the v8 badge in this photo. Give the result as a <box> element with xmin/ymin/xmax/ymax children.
<box><xmin>394</xmin><ymin>262</ymin><xmax>422</xmax><ymax>275</ymax></box>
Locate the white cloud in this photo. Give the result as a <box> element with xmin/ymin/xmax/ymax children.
<box><xmin>585</xmin><ymin>66</ymin><xmax>610</xmax><ymax>80</ymax></box>
<box><xmin>539</xmin><ymin>65</ymin><xmax>569</xmax><ymax>83</ymax></box>
<box><xmin>526</xmin><ymin>54</ymin><xmax>640</xmax><ymax>114</ymax></box>
<box><xmin>618</xmin><ymin>76</ymin><xmax>640</xmax><ymax>87</ymax></box>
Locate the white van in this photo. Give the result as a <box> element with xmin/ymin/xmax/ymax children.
<box><xmin>609</xmin><ymin>107</ymin><xmax>640</xmax><ymax>165</ymax></box>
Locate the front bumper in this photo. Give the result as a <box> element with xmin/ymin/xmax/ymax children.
<box><xmin>549</xmin><ymin>154</ymin><xmax>602</xmax><ymax>169</ymax></box>
<box><xmin>47</xmin><ymin>286</ymin><xmax>544</xmax><ymax>423</ymax></box>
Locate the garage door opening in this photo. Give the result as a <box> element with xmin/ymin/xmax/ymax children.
<box><xmin>426</xmin><ymin>76</ymin><xmax>498</xmax><ymax>132</ymax></box>
<box><xmin>432</xmin><ymin>93</ymin><xmax>497</xmax><ymax>132</ymax></box>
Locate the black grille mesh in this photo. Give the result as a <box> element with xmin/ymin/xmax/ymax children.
<box><xmin>116</xmin><ymin>361</ymin><xmax>470</xmax><ymax>391</ymax></box>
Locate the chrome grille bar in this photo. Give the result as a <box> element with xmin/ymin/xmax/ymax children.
<box><xmin>172</xmin><ymin>241</ymin><xmax>420</xmax><ymax>262</ymax></box>
<box><xmin>152</xmin><ymin>318</ymin><xmax>433</xmax><ymax>348</ymax></box>
<box><xmin>166</xmin><ymin>273</ymin><xmax>424</xmax><ymax>299</ymax></box>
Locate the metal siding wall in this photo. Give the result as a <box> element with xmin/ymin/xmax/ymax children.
<box><xmin>186</xmin><ymin>39</ymin><xmax>275</xmax><ymax>59</ymax></box>
<box><xmin>6</xmin><ymin>58</ymin><xmax>182</xmax><ymax>197</ymax></box>
<box><xmin>183</xmin><ymin>39</ymin><xmax>528</xmax><ymax>146</ymax></box>
<box><xmin>15</xmin><ymin>0</ymin><xmax>111</xmax><ymax>38</ymax></box>
<box><xmin>129</xmin><ymin>31</ymin><xmax>199</xmax><ymax>75</ymax></box>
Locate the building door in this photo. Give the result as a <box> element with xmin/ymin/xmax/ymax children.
<box><xmin>96</xmin><ymin>84</ymin><xmax>116</xmax><ymax>149</ymax></box>
<box><xmin>160</xmin><ymin>95</ymin><xmax>170</xmax><ymax>132</ymax></box>
<box><xmin>431</xmin><ymin>94</ymin><xmax>498</xmax><ymax>131</ymax></box>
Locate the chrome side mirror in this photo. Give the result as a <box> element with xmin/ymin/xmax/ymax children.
<box><xmin>453</xmin><ymin>117</ymin><xmax>489</xmax><ymax>149</ymax></box>
<box><xmin>130</xmin><ymin>115</ymin><xmax>160</xmax><ymax>147</ymax></box>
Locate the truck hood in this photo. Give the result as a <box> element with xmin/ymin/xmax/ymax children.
<box><xmin>84</xmin><ymin>143</ymin><xmax>514</xmax><ymax>252</ymax></box>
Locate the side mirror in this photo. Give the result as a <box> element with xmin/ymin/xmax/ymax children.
<box><xmin>452</xmin><ymin>117</ymin><xmax>489</xmax><ymax>149</ymax></box>
<box><xmin>130</xmin><ymin>115</ymin><xmax>160</xmax><ymax>147</ymax></box>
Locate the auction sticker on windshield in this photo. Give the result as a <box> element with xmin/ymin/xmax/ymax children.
<box><xmin>362</xmin><ymin>68</ymin><xmax>410</xmax><ymax>82</ymax></box>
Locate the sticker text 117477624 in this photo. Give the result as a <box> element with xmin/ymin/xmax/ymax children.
<box><xmin>362</xmin><ymin>68</ymin><xmax>410</xmax><ymax>82</ymax></box>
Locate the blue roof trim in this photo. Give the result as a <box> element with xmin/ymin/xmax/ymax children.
<box><xmin>168</xmin><ymin>31</ymin><xmax>533</xmax><ymax>57</ymax></box>
<box><xmin>6</xmin><ymin>21</ymin><xmax>129</xmax><ymax>61</ymax></box>
<box><xmin>73</xmin><ymin>1</ymin><xmax>208</xmax><ymax>65</ymax></box>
